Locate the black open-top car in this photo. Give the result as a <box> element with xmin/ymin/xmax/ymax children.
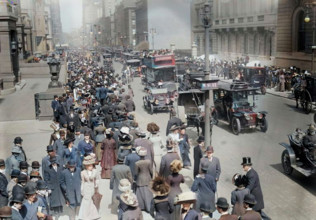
<box><xmin>213</xmin><ymin>81</ymin><xmax>268</xmax><ymax>135</ymax></box>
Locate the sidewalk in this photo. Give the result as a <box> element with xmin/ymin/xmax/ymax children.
<box><xmin>266</xmin><ymin>87</ymin><xmax>295</xmax><ymax>100</ymax></box>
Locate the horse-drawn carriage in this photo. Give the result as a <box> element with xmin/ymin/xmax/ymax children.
<box><xmin>294</xmin><ymin>75</ymin><xmax>316</xmax><ymax>114</ymax></box>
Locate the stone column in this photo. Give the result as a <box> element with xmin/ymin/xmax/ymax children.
<box><xmin>0</xmin><ymin>0</ymin><xmax>19</xmax><ymax>93</ymax></box>
<box><xmin>192</xmin><ymin>42</ymin><xmax>197</xmax><ymax>58</ymax></box>
<box><xmin>170</xmin><ymin>43</ymin><xmax>175</xmax><ymax>53</ymax></box>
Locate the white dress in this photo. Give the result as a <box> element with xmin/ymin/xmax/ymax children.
<box><xmin>78</xmin><ymin>169</ymin><xmax>100</xmax><ymax>220</ymax></box>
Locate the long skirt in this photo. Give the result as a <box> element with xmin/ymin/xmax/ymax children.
<box><xmin>182</xmin><ymin>151</ymin><xmax>191</xmax><ymax>167</ymax></box>
<box><xmin>78</xmin><ymin>197</ymin><xmax>100</xmax><ymax>220</ymax></box>
<box><xmin>135</xmin><ymin>185</ymin><xmax>153</xmax><ymax>213</ymax></box>
<box><xmin>95</xmin><ymin>143</ymin><xmax>102</xmax><ymax>162</ymax></box>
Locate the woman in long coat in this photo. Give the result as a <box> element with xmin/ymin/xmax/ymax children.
<box><xmin>231</xmin><ymin>173</ymin><xmax>250</xmax><ymax>216</ymax></box>
<box><xmin>191</xmin><ymin>160</ymin><xmax>216</xmax><ymax>214</ymax></box>
<box><xmin>147</xmin><ymin>123</ymin><xmax>164</xmax><ymax>156</ymax></box>
<box><xmin>100</xmin><ymin>129</ymin><xmax>117</xmax><ymax>179</ymax></box>
<box><xmin>167</xmin><ymin>160</ymin><xmax>184</xmax><ymax>220</ymax></box>
<box><xmin>78</xmin><ymin>154</ymin><xmax>100</xmax><ymax>220</ymax></box>
<box><xmin>134</xmin><ymin>148</ymin><xmax>153</xmax><ymax>213</ymax></box>
<box><xmin>150</xmin><ymin>176</ymin><xmax>174</xmax><ymax>220</ymax></box>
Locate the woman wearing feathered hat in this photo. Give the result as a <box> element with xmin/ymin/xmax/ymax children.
<box><xmin>100</xmin><ymin>128</ymin><xmax>117</xmax><ymax>179</ymax></box>
<box><xmin>147</xmin><ymin>122</ymin><xmax>165</xmax><ymax>151</ymax></box>
<box><xmin>78</xmin><ymin>154</ymin><xmax>100</xmax><ymax>220</ymax></box>
<box><xmin>150</xmin><ymin>176</ymin><xmax>174</xmax><ymax>220</ymax></box>
<box><xmin>120</xmin><ymin>191</ymin><xmax>143</xmax><ymax>220</ymax></box>
<box><xmin>231</xmin><ymin>173</ymin><xmax>249</xmax><ymax>216</ymax></box>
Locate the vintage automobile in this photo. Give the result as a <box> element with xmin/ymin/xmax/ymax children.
<box><xmin>126</xmin><ymin>59</ymin><xmax>142</xmax><ymax>77</ymax></box>
<box><xmin>213</xmin><ymin>81</ymin><xmax>268</xmax><ymax>135</ymax></box>
<box><xmin>280</xmin><ymin>129</ymin><xmax>316</xmax><ymax>177</ymax></box>
<box><xmin>177</xmin><ymin>89</ymin><xmax>217</xmax><ymax>135</ymax></box>
<box><xmin>143</xmin><ymin>88</ymin><xmax>174</xmax><ymax>114</ymax></box>
<box><xmin>239</xmin><ymin>66</ymin><xmax>267</xmax><ymax>95</ymax></box>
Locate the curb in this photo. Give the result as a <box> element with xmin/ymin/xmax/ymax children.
<box><xmin>266</xmin><ymin>90</ymin><xmax>295</xmax><ymax>100</ymax></box>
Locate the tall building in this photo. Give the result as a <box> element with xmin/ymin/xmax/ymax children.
<box><xmin>275</xmin><ymin>0</ymin><xmax>315</xmax><ymax>71</ymax></box>
<box><xmin>50</xmin><ymin>0</ymin><xmax>62</xmax><ymax>47</ymax></box>
<box><xmin>191</xmin><ymin>0</ymin><xmax>278</xmax><ymax>63</ymax></box>
<box><xmin>114</xmin><ymin>0</ymin><xmax>136</xmax><ymax>48</ymax></box>
<box><xmin>135</xmin><ymin>0</ymin><xmax>191</xmax><ymax>50</ymax></box>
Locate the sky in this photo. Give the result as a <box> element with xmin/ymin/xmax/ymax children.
<box><xmin>59</xmin><ymin>0</ymin><xmax>82</xmax><ymax>33</ymax></box>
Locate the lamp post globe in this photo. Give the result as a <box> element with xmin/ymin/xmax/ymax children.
<box><xmin>48</xmin><ymin>58</ymin><xmax>62</xmax><ymax>88</ymax></box>
<box><xmin>305</xmin><ymin>15</ymin><xmax>311</xmax><ymax>23</ymax></box>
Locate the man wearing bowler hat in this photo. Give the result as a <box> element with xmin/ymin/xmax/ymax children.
<box><xmin>7</xmin><ymin>169</ymin><xmax>20</xmax><ymax>201</ymax></box>
<box><xmin>12</xmin><ymin>137</ymin><xmax>27</xmax><ymax>163</ymax></box>
<box><xmin>200</xmin><ymin>146</ymin><xmax>221</xmax><ymax>182</ymax></box>
<box><xmin>240</xmin><ymin>194</ymin><xmax>261</xmax><ymax>220</ymax></box>
<box><xmin>193</xmin><ymin>136</ymin><xmax>204</xmax><ymax>178</ymax></box>
<box><xmin>241</xmin><ymin>157</ymin><xmax>269</xmax><ymax>220</ymax></box>
<box><xmin>10</xmin><ymin>192</ymin><xmax>24</xmax><ymax>220</ymax></box>
<box><xmin>0</xmin><ymin>160</ymin><xmax>8</xmax><ymax>208</ymax></box>
<box><xmin>216</xmin><ymin>197</ymin><xmax>238</xmax><ymax>220</ymax></box>
<box><xmin>41</xmin><ymin>145</ymin><xmax>63</xmax><ymax>177</ymax></box>
<box><xmin>60</xmin><ymin>160</ymin><xmax>81</xmax><ymax>220</ymax></box>
<box><xmin>5</xmin><ymin>146</ymin><xmax>22</xmax><ymax>177</ymax></box>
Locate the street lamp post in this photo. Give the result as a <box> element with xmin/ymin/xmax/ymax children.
<box><xmin>305</xmin><ymin>2</ymin><xmax>316</xmax><ymax>76</ymax></box>
<box><xmin>200</xmin><ymin>0</ymin><xmax>219</xmax><ymax>146</ymax></box>
<box><xmin>48</xmin><ymin>58</ymin><xmax>62</xmax><ymax>88</ymax></box>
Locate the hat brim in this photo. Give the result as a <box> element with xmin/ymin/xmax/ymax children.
<box><xmin>244</xmin><ymin>200</ymin><xmax>257</xmax><ymax>205</ymax></box>
<box><xmin>241</xmin><ymin>163</ymin><xmax>252</xmax><ymax>166</ymax></box>
<box><xmin>175</xmin><ymin>199</ymin><xmax>196</xmax><ymax>205</ymax></box>
<box><xmin>120</xmin><ymin>194</ymin><xmax>138</xmax><ymax>207</ymax></box>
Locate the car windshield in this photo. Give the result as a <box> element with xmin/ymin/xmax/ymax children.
<box><xmin>232</xmin><ymin>91</ymin><xmax>254</xmax><ymax>108</ymax></box>
<box><xmin>147</xmin><ymin>68</ymin><xmax>175</xmax><ymax>83</ymax></box>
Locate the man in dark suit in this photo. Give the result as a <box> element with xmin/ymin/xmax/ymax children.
<box><xmin>216</xmin><ymin>197</ymin><xmax>238</xmax><ymax>220</ymax></box>
<box><xmin>159</xmin><ymin>145</ymin><xmax>180</xmax><ymax>179</ymax></box>
<box><xmin>51</xmin><ymin>95</ymin><xmax>60</xmax><ymax>121</ymax></box>
<box><xmin>193</xmin><ymin>136</ymin><xmax>204</xmax><ymax>178</ymax></box>
<box><xmin>60</xmin><ymin>160</ymin><xmax>81</xmax><ymax>220</ymax></box>
<box><xmin>242</xmin><ymin>157</ymin><xmax>270</xmax><ymax>220</ymax></box>
<box><xmin>123</xmin><ymin>95</ymin><xmax>135</xmax><ymax>112</ymax></box>
<box><xmin>200</xmin><ymin>146</ymin><xmax>221</xmax><ymax>182</ymax></box>
<box><xmin>0</xmin><ymin>159</ymin><xmax>8</xmax><ymax>208</ymax></box>
<box><xmin>166</xmin><ymin>111</ymin><xmax>182</xmax><ymax>135</ymax></box>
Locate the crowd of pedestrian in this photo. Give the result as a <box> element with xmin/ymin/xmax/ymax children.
<box><xmin>0</xmin><ymin>50</ymin><xmax>270</xmax><ymax>220</ymax></box>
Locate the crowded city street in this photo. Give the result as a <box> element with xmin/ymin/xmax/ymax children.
<box><xmin>1</xmin><ymin>0</ymin><xmax>316</xmax><ymax>220</ymax></box>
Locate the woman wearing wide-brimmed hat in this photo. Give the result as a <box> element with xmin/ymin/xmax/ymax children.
<box><xmin>117</xmin><ymin>131</ymin><xmax>133</xmax><ymax>161</ymax></box>
<box><xmin>167</xmin><ymin>159</ymin><xmax>185</xmax><ymax>220</ymax></box>
<box><xmin>231</xmin><ymin>173</ymin><xmax>249</xmax><ymax>216</ymax></box>
<box><xmin>100</xmin><ymin>128</ymin><xmax>117</xmax><ymax>179</ymax></box>
<box><xmin>150</xmin><ymin>176</ymin><xmax>174</xmax><ymax>220</ymax></box>
<box><xmin>120</xmin><ymin>191</ymin><xmax>143</xmax><ymax>220</ymax></box>
<box><xmin>134</xmin><ymin>147</ymin><xmax>153</xmax><ymax>213</ymax></box>
<box><xmin>78</xmin><ymin>154</ymin><xmax>100</xmax><ymax>220</ymax></box>
<box><xmin>116</xmin><ymin>179</ymin><xmax>132</xmax><ymax>220</ymax></box>
<box><xmin>174</xmin><ymin>191</ymin><xmax>201</xmax><ymax>219</ymax></box>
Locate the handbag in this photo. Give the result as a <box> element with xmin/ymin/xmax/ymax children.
<box><xmin>92</xmin><ymin>178</ymin><xmax>103</xmax><ymax>210</ymax></box>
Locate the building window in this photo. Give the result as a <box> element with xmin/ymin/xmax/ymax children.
<box><xmin>222</xmin><ymin>19</ymin><xmax>227</xmax><ymax>25</ymax></box>
<box><xmin>215</xmin><ymin>20</ymin><xmax>219</xmax><ymax>25</ymax></box>
<box><xmin>238</xmin><ymin>18</ymin><xmax>244</xmax><ymax>23</ymax></box>
<box><xmin>229</xmin><ymin>19</ymin><xmax>234</xmax><ymax>24</ymax></box>
<box><xmin>132</xmin><ymin>29</ymin><xmax>136</xmax><ymax>35</ymax></box>
<box><xmin>247</xmin><ymin>17</ymin><xmax>253</xmax><ymax>22</ymax></box>
<box><xmin>257</xmin><ymin>15</ymin><xmax>264</xmax><ymax>22</ymax></box>
<box><xmin>132</xmin><ymin>20</ymin><xmax>135</xmax><ymax>25</ymax></box>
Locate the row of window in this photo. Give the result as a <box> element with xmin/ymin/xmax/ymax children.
<box><xmin>215</xmin><ymin>15</ymin><xmax>264</xmax><ymax>25</ymax></box>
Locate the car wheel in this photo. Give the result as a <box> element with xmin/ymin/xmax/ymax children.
<box><xmin>231</xmin><ymin>117</ymin><xmax>241</xmax><ymax>135</ymax></box>
<box><xmin>260</xmin><ymin>117</ymin><xmax>268</xmax><ymax>132</ymax></box>
<box><xmin>282</xmin><ymin>150</ymin><xmax>293</xmax><ymax>175</ymax></box>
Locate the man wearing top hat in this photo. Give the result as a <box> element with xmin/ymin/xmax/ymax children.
<box><xmin>199</xmin><ymin>146</ymin><xmax>221</xmax><ymax>182</ymax></box>
<box><xmin>216</xmin><ymin>197</ymin><xmax>238</xmax><ymax>220</ymax></box>
<box><xmin>241</xmin><ymin>157</ymin><xmax>268</xmax><ymax>219</ymax></box>
<box><xmin>60</xmin><ymin>160</ymin><xmax>81</xmax><ymax>220</ymax></box>
<box><xmin>240</xmin><ymin>194</ymin><xmax>261</xmax><ymax>220</ymax></box>
<box><xmin>0</xmin><ymin>160</ymin><xmax>8</xmax><ymax>208</ymax></box>
<box><xmin>193</xmin><ymin>136</ymin><xmax>205</xmax><ymax>178</ymax></box>
<box><xmin>10</xmin><ymin>192</ymin><xmax>24</xmax><ymax>220</ymax></box>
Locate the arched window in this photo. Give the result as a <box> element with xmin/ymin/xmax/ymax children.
<box><xmin>297</xmin><ymin>10</ymin><xmax>306</xmax><ymax>51</ymax></box>
<box><xmin>293</xmin><ymin>8</ymin><xmax>312</xmax><ymax>53</ymax></box>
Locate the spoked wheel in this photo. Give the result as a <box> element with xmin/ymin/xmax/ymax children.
<box><xmin>260</xmin><ymin>117</ymin><xmax>268</xmax><ymax>132</ymax></box>
<box><xmin>303</xmin><ymin>91</ymin><xmax>313</xmax><ymax>114</ymax></box>
<box><xmin>282</xmin><ymin>150</ymin><xmax>293</xmax><ymax>175</ymax></box>
<box><xmin>231</xmin><ymin>117</ymin><xmax>241</xmax><ymax>135</ymax></box>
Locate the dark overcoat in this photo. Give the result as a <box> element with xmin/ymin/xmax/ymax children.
<box><xmin>193</xmin><ymin>145</ymin><xmax>203</xmax><ymax>178</ymax></box>
<box><xmin>44</xmin><ymin>164</ymin><xmax>65</xmax><ymax>208</ymax></box>
<box><xmin>166</xmin><ymin>117</ymin><xmax>182</xmax><ymax>135</ymax></box>
<box><xmin>125</xmin><ymin>152</ymin><xmax>140</xmax><ymax>180</ymax></box>
<box><xmin>245</xmin><ymin>168</ymin><xmax>264</xmax><ymax>211</ymax></box>
<box><xmin>11</xmin><ymin>208</ymin><xmax>23</xmax><ymax>220</ymax></box>
<box><xmin>199</xmin><ymin>156</ymin><xmax>221</xmax><ymax>180</ymax></box>
<box><xmin>41</xmin><ymin>155</ymin><xmax>63</xmax><ymax>177</ymax></box>
<box><xmin>159</xmin><ymin>152</ymin><xmax>180</xmax><ymax>179</ymax></box>
<box><xmin>12</xmin><ymin>184</ymin><xmax>24</xmax><ymax>199</ymax></box>
<box><xmin>60</xmin><ymin>168</ymin><xmax>81</xmax><ymax>205</ymax></box>
<box><xmin>0</xmin><ymin>172</ymin><xmax>8</xmax><ymax>207</ymax></box>
<box><xmin>53</xmin><ymin>138</ymin><xmax>65</xmax><ymax>158</ymax></box>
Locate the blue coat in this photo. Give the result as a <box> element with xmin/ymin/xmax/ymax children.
<box><xmin>37</xmin><ymin>195</ymin><xmax>49</xmax><ymax>215</ymax></box>
<box><xmin>125</xmin><ymin>152</ymin><xmax>140</xmax><ymax>180</ymax></box>
<box><xmin>60</xmin><ymin>168</ymin><xmax>81</xmax><ymax>205</ymax></box>
<box><xmin>191</xmin><ymin>174</ymin><xmax>216</xmax><ymax>212</ymax></box>
<box><xmin>41</xmin><ymin>155</ymin><xmax>63</xmax><ymax>177</ymax></box>
<box><xmin>23</xmin><ymin>200</ymin><xmax>40</xmax><ymax>220</ymax></box>
<box><xmin>62</xmin><ymin>147</ymin><xmax>78</xmax><ymax>167</ymax></box>
<box><xmin>11</xmin><ymin>208</ymin><xmax>23</xmax><ymax>220</ymax></box>
<box><xmin>184</xmin><ymin>208</ymin><xmax>201</xmax><ymax>220</ymax></box>
<box><xmin>99</xmin><ymin>87</ymin><xmax>108</xmax><ymax>99</ymax></box>
<box><xmin>53</xmin><ymin>139</ymin><xmax>66</xmax><ymax>159</ymax></box>
<box><xmin>0</xmin><ymin>173</ymin><xmax>8</xmax><ymax>207</ymax></box>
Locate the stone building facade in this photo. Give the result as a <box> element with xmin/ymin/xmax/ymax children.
<box><xmin>191</xmin><ymin>0</ymin><xmax>278</xmax><ymax>65</ymax></box>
